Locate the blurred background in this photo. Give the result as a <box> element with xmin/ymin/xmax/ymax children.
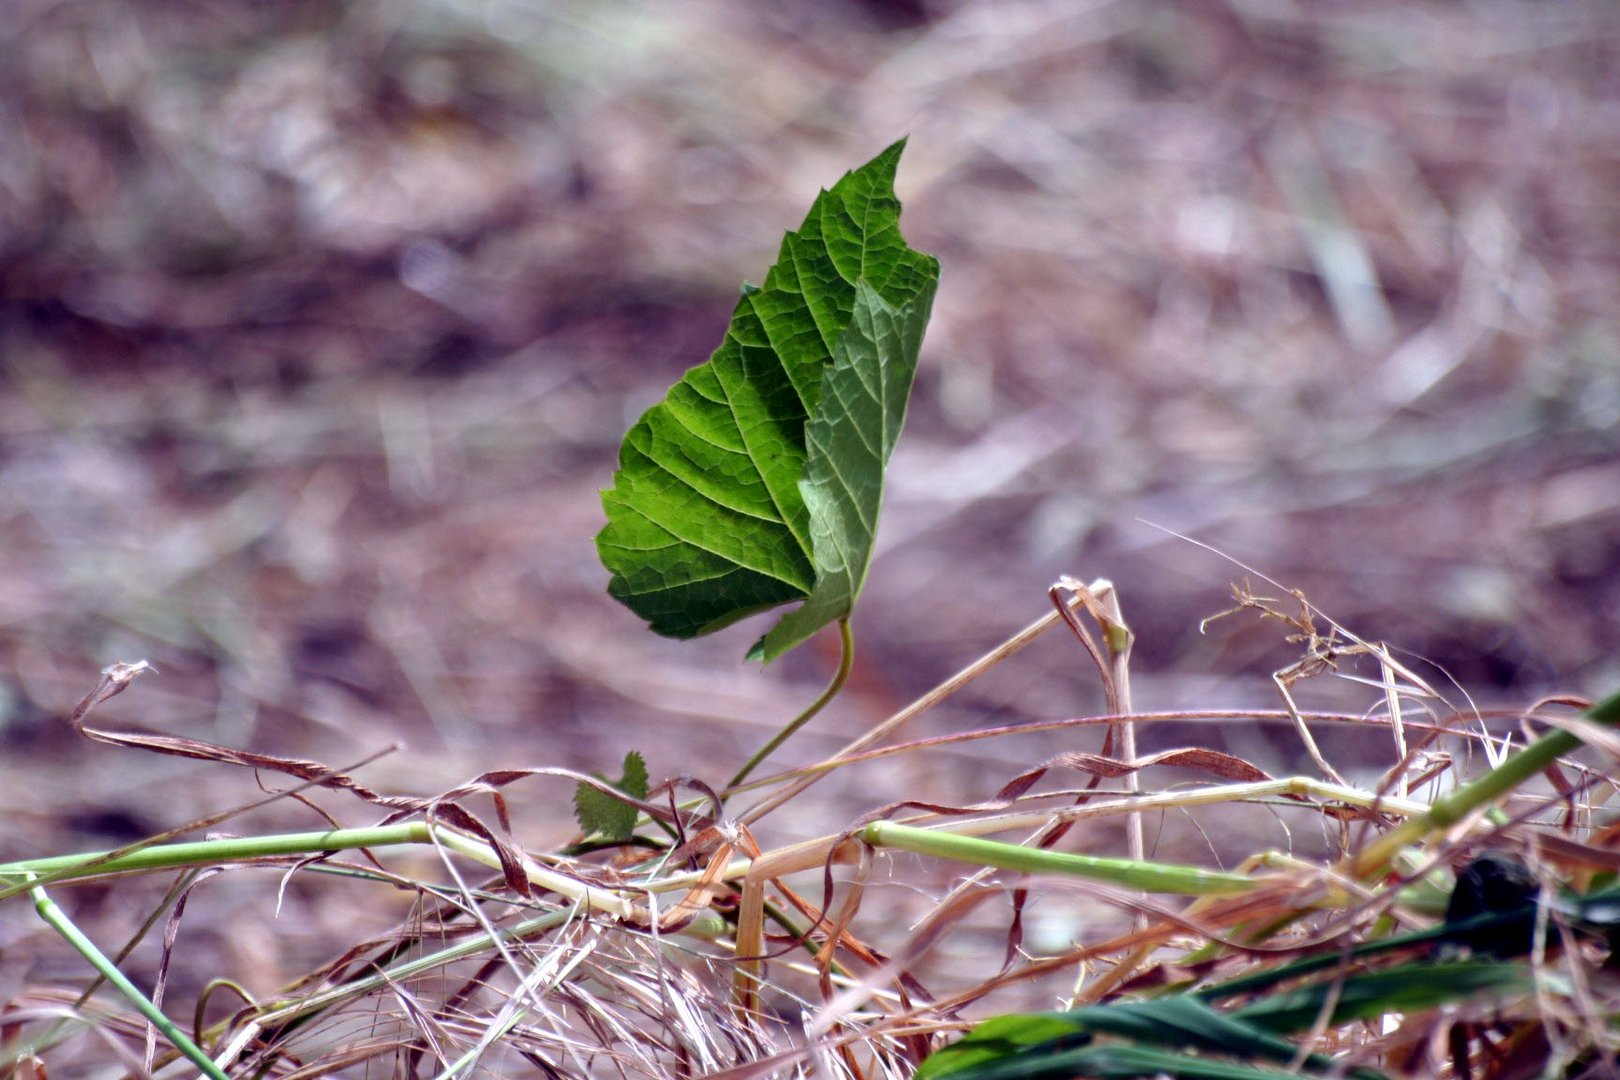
<box><xmin>2</xmin><ymin>0</ymin><xmax>1619</xmax><ymax>1011</ymax></box>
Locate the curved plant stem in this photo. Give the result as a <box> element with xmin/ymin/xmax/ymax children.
<box><xmin>735</xmin><ymin>594</ymin><xmax>1091</xmax><ymax>824</ymax></box>
<box><xmin>727</xmin><ymin>619</ymin><xmax>854</xmax><ymax>790</ymax></box>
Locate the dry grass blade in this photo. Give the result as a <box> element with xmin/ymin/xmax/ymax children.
<box><xmin>11</xmin><ymin>594</ymin><xmax>1620</xmax><ymax>1077</ymax></box>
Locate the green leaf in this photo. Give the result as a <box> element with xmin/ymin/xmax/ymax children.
<box><xmin>1020</xmin><ymin>1046</ymin><xmax>1323</xmax><ymax>1080</ymax></box>
<box><xmin>572</xmin><ymin>751</ymin><xmax>649</xmax><ymax>842</ymax></box>
<box><xmin>1234</xmin><ymin>960</ymin><xmax>1529</xmax><ymax>1032</ymax></box>
<box><xmin>916</xmin><ymin>1014</ymin><xmax>1082</xmax><ymax>1080</ymax></box>
<box><xmin>919</xmin><ymin>998</ymin><xmax>1352</xmax><ymax>1080</ymax></box>
<box><xmin>751</xmin><ymin>278</ymin><xmax>935</xmax><ymax>660</ymax></box>
<box><xmin>597</xmin><ymin>141</ymin><xmax>938</xmax><ymax>661</ymax></box>
<box><xmin>1066</xmin><ymin>998</ymin><xmax>1328</xmax><ymax>1068</ymax></box>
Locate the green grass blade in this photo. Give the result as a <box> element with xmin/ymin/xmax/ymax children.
<box><xmin>914</xmin><ymin>1013</ymin><xmax>1083</xmax><ymax>1080</ymax></box>
<box><xmin>1045</xmin><ymin>1045</ymin><xmax>1342</xmax><ymax>1080</ymax></box>
<box><xmin>1070</xmin><ymin>997</ymin><xmax>1339</xmax><ymax>1070</ymax></box>
<box><xmin>1196</xmin><ymin>909</ymin><xmax>1531</xmax><ymax>1003</ymax></box>
<box><xmin>919</xmin><ymin>962</ymin><xmax>1520</xmax><ymax>1080</ymax></box>
<box><xmin>918</xmin><ymin>997</ymin><xmax>1354</xmax><ymax>1080</ymax></box>
<box><xmin>1233</xmin><ymin>959</ymin><xmax>1531</xmax><ymax>1032</ymax></box>
<box><xmin>30</xmin><ymin>881</ymin><xmax>230</xmax><ymax>1080</ymax></box>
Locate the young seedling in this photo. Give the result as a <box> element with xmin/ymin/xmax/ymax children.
<box><xmin>15</xmin><ymin>142</ymin><xmax>1620</xmax><ymax>1079</ymax></box>
<box><xmin>591</xmin><ymin>141</ymin><xmax>939</xmax><ymax>809</ymax></box>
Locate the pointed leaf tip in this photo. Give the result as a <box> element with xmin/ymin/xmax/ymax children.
<box><xmin>573</xmin><ymin>750</ymin><xmax>650</xmax><ymax>842</ymax></box>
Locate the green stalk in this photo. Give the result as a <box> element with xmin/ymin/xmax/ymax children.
<box><xmin>0</xmin><ymin>825</ymin><xmax>432</xmax><ymax>894</ymax></box>
<box><xmin>1350</xmin><ymin>689</ymin><xmax>1620</xmax><ymax>879</ymax></box>
<box><xmin>2</xmin><ymin>825</ymin><xmax>734</xmax><ymax>940</ymax></box>
<box><xmin>728</xmin><ymin>618</ymin><xmax>855</xmax><ymax>789</ymax></box>
<box><xmin>861</xmin><ymin>821</ymin><xmax>1257</xmax><ymax>896</ymax></box>
<box><xmin>30</xmin><ymin>879</ymin><xmax>230</xmax><ymax>1080</ymax></box>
